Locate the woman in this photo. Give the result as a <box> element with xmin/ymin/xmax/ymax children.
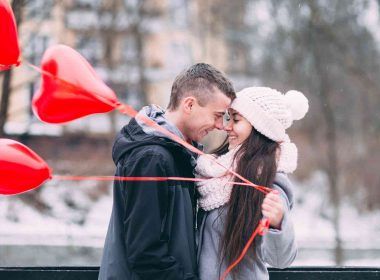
<box><xmin>196</xmin><ymin>87</ymin><xmax>309</xmax><ymax>279</ymax></box>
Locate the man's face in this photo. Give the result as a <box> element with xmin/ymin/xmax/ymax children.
<box><xmin>184</xmin><ymin>89</ymin><xmax>231</xmax><ymax>142</ymax></box>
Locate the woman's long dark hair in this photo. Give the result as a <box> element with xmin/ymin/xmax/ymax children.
<box><xmin>214</xmin><ymin>128</ymin><xmax>279</xmax><ymax>279</ymax></box>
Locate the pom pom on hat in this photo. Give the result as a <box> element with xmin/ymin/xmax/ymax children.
<box><xmin>285</xmin><ymin>90</ymin><xmax>309</xmax><ymax>121</ymax></box>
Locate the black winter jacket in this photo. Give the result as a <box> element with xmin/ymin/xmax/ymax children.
<box><xmin>99</xmin><ymin>117</ymin><xmax>199</xmax><ymax>280</ymax></box>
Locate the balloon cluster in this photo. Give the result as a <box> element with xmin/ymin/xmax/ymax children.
<box><xmin>0</xmin><ymin>0</ymin><xmax>123</xmax><ymax>195</ymax></box>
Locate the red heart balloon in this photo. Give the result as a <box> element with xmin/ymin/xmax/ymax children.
<box><xmin>0</xmin><ymin>0</ymin><xmax>21</xmax><ymax>70</ymax></box>
<box><xmin>0</xmin><ymin>139</ymin><xmax>52</xmax><ymax>195</ymax></box>
<box><xmin>32</xmin><ymin>44</ymin><xmax>120</xmax><ymax>123</ymax></box>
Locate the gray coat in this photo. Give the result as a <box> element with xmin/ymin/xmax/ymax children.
<box><xmin>197</xmin><ymin>173</ymin><xmax>297</xmax><ymax>280</ymax></box>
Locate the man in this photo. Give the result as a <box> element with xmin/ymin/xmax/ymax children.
<box><xmin>99</xmin><ymin>63</ymin><xmax>235</xmax><ymax>280</ymax></box>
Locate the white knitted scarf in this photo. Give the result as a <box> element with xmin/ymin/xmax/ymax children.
<box><xmin>195</xmin><ymin>147</ymin><xmax>239</xmax><ymax>211</ymax></box>
<box><xmin>196</xmin><ymin>143</ymin><xmax>295</xmax><ymax>211</ymax></box>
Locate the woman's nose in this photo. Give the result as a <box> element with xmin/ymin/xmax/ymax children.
<box><xmin>224</xmin><ymin>120</ymin><xmax>233</xmax><ymax>131</ymax></box>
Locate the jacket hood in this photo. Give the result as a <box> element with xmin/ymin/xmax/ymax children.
<box><xmin>112</xmin><ymin>105</ymin><xmax>202</xmax><ymax>167</ymax></box>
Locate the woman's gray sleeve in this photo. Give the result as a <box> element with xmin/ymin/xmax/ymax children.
<box><xmin>260</xmin><ymin>186</ymin><xmax>298</xmax><ymax>268</ymax></box>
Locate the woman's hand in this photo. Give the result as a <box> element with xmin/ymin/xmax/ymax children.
<box><xmin>261</xmin><ymin>190</ymin><xmax>284</xmax><ymax>230</ymax></box>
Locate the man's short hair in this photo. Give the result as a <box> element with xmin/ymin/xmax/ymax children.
<box><xmin>167</xmin><ymin>63</ymin><xmax>235</xmax><ymax>110</ymax></box>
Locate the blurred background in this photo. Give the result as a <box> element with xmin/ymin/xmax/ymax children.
<box><xmin>1</xmin><ymin>0</ymin><xmax>380</xmax><ymax>267</ymax></box>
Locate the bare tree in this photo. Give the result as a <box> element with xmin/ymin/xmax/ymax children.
<box><xmin>306</xmin><ymin>1</ymin><xmax>343</xmax><ymax>264</ymax></box>
<box><xmin>133</xmin><ymin>0</ymin><xmax>149</xmax><ymax>107</ymax></box>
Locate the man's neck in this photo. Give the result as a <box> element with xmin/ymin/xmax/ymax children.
<box><xmin>164</xmin><ymin>110</ymin><xmax>191</xmax><ymax>143</ymax></box>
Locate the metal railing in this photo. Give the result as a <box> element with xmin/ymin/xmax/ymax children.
<box><xmin>0</xmin><ymin>266</ymin><xmax>379</xmax><ymax>280</ymax></box>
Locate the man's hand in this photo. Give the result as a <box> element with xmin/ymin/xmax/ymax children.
<box><xmin>261</xmin><ymin>190</ymin><xmax>284</xmax><ymax>230</ymax></box>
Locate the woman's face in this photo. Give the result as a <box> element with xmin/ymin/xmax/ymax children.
<box><xmin>225</xmin><ymin>108</ymin><xmax>253</xmax><ymax>150</ymax></box>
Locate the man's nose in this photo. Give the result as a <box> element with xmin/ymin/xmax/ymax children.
<box><xmin>215</xmin><ymin>118</ymin><xmax>224</xmax><ymax>130</ymax></box>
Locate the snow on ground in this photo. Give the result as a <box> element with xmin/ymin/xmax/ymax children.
<box><xmin>292</xmin><ymin>171</ymin><xmax>380</xmax><ymax>250</ymax></box>
<box><xmin>0</xmin><ymin>180</ymin><xmax>112</xmax><ymax>248</ymax></box>
<box><xmin>1</xmin><ymin>171</ymin><xmax>380</xmax><ymax>266</ymax></box>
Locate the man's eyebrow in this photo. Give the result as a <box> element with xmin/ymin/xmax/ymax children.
<box><xmin>215</xmin><ymin>111</ymin><xmax>225</xmax><ymax>115</ymax></box>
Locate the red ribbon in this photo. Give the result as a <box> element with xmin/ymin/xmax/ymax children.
<box><xmin>220</xmin><ymin>218</ymin><xmax>270</xmax><ymax>280</ymax></box>
<box><xmin>53</xmin><ymin>175</ymin><xmax>271</xmax><ymax>194</ymax></box>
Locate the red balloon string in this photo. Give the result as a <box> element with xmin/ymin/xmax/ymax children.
<box><xmin>54</xmin><ymin>175</ymin><xmax>203</xmax><ymax>182</ymax></box>
<box><xmin>220</xmin><ymin>218</ymin><xmax>270</xmax><ymax>280</ymax></box>
<box><xmin>24</xmin><ymin>59</ymin><xmax>272</xmax><ymax>278</ymax></box>
<box><xmin>53</xmin><ymin>175</ymin><xmax>271</xmax><ymax>194</ymax></box>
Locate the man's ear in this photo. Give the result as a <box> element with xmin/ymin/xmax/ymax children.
<box><xmin>182</xmin><ymin>96</ymin><xmax>196</xmax><ymax>114</ymax></box>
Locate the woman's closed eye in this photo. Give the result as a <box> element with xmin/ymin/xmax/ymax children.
<box><xmin>232</xmin><ymin>113</ymin><xmax>241</xmax><ymax>122</ymax></box>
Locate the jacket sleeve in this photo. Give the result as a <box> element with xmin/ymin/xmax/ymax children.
<box><xmin>121</xmin><ymin>151</ymin><xmax>192</xmax><ymax>280</ymax></box>
<box><xmin>260</xmin><ymin>184</ymin><xmax>298</xmax><ymax>269</ymax></box>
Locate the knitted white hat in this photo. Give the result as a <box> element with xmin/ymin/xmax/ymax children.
<box><xmin>230</xmin><ymin>87</ymin><xmax>309</xmax><ymax>173</ymax></box>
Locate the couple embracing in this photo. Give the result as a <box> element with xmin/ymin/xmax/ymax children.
<box><xmin>99</xmin><ymin>63</ymin><xmax>308</xmax><ymax>280</ymax></box>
